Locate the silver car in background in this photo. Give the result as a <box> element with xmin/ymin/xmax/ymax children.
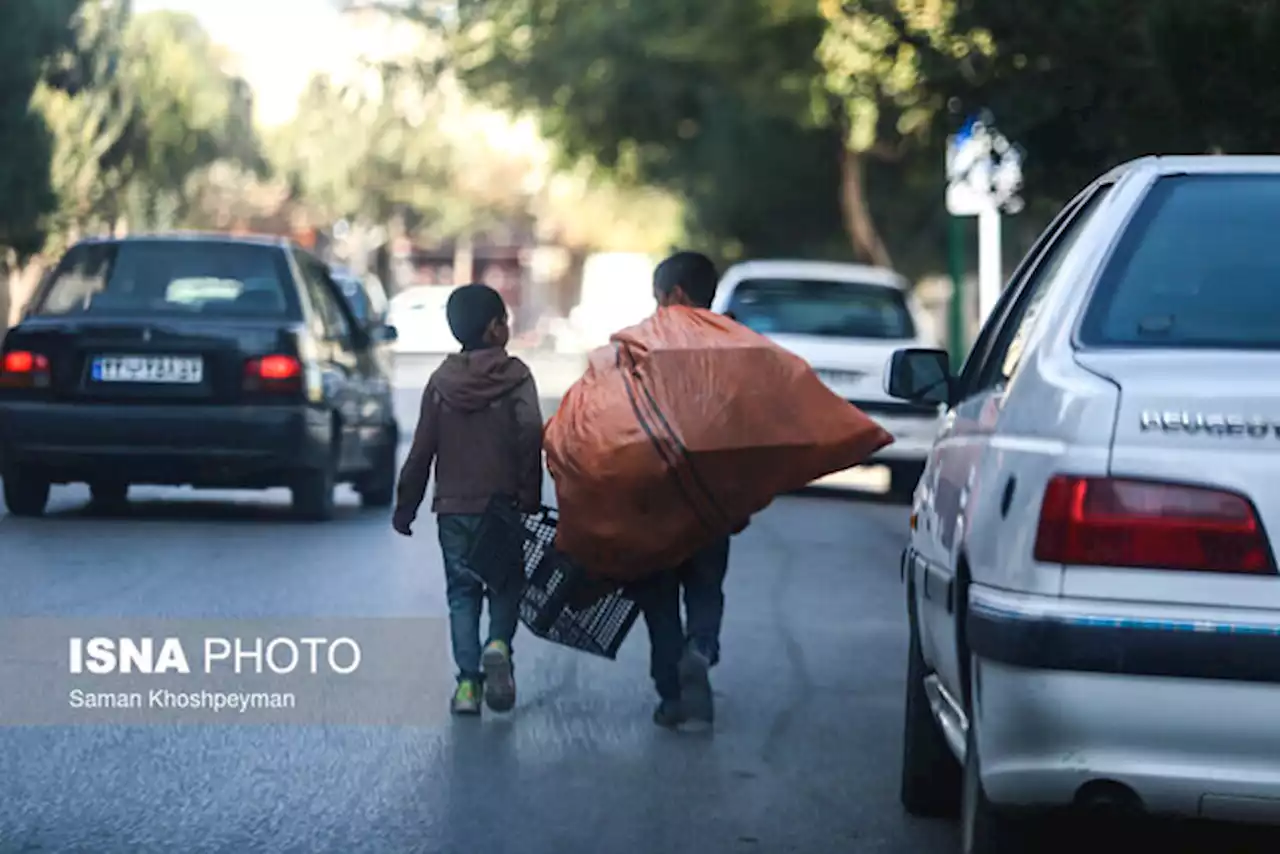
<box><xmin>884</xmin><ymin>156</ymin><xmax>1280</xmax><ymax>852</ymax></box>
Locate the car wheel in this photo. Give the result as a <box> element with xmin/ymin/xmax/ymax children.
<box><xmin>3</xmin><ymin>466</ymin><xmax>51</xmax><ymax>517</ymax></box>
<box><xmin>888</xmin><ymin>461</ymin><xmax>925</xmax><ymax>503</ymax></box>
<box><xmin>291</xmin><ymin>461</ymin><xmax>336</xmax><ymax>522</ymax></box>
<box><xmin>900</xmin><ymin>596</ymin><xmax>962</xmax><ymax>816</ymax></box>
<box><xmin>356</xmin><ymin>422</ymin><xmax>397</xmax><ymax>509</ymax></box>
<box><xmin>89</xmin><ymin>480</ymin><xmax>129</xmax><ymax>512</ymax></box>
<box><xmin>961</xmin><ymin>712</ymin><xmax>1031</xmax><ymax>854</ymax></box>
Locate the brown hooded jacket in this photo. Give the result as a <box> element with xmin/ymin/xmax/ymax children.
<box><xmin>395</xmin><ymin>348</ymin><xmax>544</xmax><ymax>518</ymax></box>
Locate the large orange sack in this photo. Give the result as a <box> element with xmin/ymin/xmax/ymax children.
<box><xmin>544</xmin><ymin>306</ymin><xmax>893</xmax><ymax>581</ymax></box>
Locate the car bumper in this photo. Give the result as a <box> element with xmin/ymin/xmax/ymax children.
<box><xmin>0</xmin><ymin>401</ymin><xmax>333</xmax><ymax>485</ymax></box>
<box><xmin>968</xmin><ymin>585</ymin><xmax>1280</xmax><ymax>823</ymax></box>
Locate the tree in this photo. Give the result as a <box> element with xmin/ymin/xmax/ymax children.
<box><xmin>32</xmin><ymin>4</ymin><xmax>265</xmax><ymax>244</ymax></box>
<box><xmin>433</xmin><ymin>0</ymin><xmax>855</xmax><ymax>264</ymax></box>
<box><xmin>349</xmin><ymin>0</ymin><xmax>1280</xmax><ymax>280</ymax></box>
<box><xmin>32</xmin><ymin>0</ymin><xmax>142</xmax><ymax>247</ymax></box>
<box><xmin>817</xmin><ymin>0</ymin><xmax>993</xmax><ymax>267</ymax></box>
<box><xmin>837</xmin><ymin>0</ymin><xmax>1280</xmax><ymax>217</ymax></box>
<box><xmin>269</xmin><ymin>71</ymin><xmax>467</xmax><ymax>239</ymax></box>
<box><xmin>0</xmin><ymin>0</ymin><xmax>83</xmax><ymax>328</ymax></box>
<box><xmin>117</xmin><ymin>9</ymin><xmax>265</xmax><ymax>230</ymax></box>
<box><xmin>536</xmin><ymin>161</ymin><xmax>683</xmax><ymax>254</ymax></box>
<box><xmin>0</xmin><ymin>0</ymin><xmax>82</xmax><ymax>258</ymax></box>
<box><xmin>5</xmin><ymin>2</ymin><xmax>270</xmax><ymax>324</ymax></box>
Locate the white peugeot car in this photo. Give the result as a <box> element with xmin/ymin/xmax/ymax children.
<box><xmin>711</xmin><ymin>260</ymin><xmax>943</xmax><ymax>497</ymax></box>
<box><xmin>885</xmin><ymin>155</ymin><xmax>1280</xmax><ymax>851</ymax></box>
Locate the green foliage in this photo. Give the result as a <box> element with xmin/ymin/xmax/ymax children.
<box><xmin>118</xmin><ymin>10</ymin><xmax>264</xmax><ymax>230</ymax></box>
<box><xmin>14</xmin><ymin>0</ymin><xmax>1270</xmax><ymax>289</ymax></box>
<box><xmin>269</xmin><ymin>71</ymin><xmax>467</xmax><ymax>237</ymax></box>
<box><xmin>443</xmin><ymin>0</ymin><xmax>851</xmax><ymax>264</ymax></box>
<box><xmin>33</xmin><ymin>0</ymin><xmax>140</xmax><ymax>242</ymax></box>
<box><xmin>29</xmin><ymin>2</ymin><xmax>267</xmax><ymax>247</ymax></box>
<box><xmin>0</xmin><ymin>0</ymin><xmax>81</xmax><ymax>257</ymax></box>
<box><xmin>819</xmin><ymin>0</ymin><xmax>991</xmax><ymax>154</ymax></box>
<box><xmin>935</xmin><ymin>0</ymin><xmax>1280</xmax><ymax>208</ymax></box>
<box><xmin>537</xmin><ymin>162</ymin><xmax>684</xmax><ymax>254</ymax></box>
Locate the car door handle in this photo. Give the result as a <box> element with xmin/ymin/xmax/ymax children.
<box><xmin>1000</xmin><ymin>477</ymin><xmax>1016</xmax><ymax>518</ymax></box>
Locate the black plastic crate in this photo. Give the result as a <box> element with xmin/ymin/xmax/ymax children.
<box><xmin>467</xmin><ymin>497</ymin><xmax>640</xmax><ymax>660</ymax></box>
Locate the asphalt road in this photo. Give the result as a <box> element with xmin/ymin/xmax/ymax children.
<box><xmin>1</xmin><ymin>353</ymin><xmax>1277</xmax><ymax>853</ymax></box>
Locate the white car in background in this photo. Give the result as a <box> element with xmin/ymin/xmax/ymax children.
<box><xmin>711</xmin><ymin>260</ymin><xmax>943</xmax><ymax>498</ymax></box>
<box><xmin>554</xmin><ymin>252</ymin><xmax>657</xmax><ymax>353</ymax></box>
<box><xmin>387</xmin><ymin>285</ymin><xmax>458</xmax><ymax>354</ymax></box>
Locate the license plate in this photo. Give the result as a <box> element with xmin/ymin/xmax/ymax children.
<box><xmin>91</xmin><ymin>355</ymin><xmax>203</xmax><ymax>384</ymax></box>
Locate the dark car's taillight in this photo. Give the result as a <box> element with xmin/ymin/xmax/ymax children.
<box><xmin>1034</xmin><ymin>475</ymin><xmax>1274</xmax><ymax>574</ymax></box>
<box><xmin>243</xmin><ymin>354</ymin><xmax>304</xmax><ymax>394</ymax></box>
<box><xmin>0</xmin><ymin>350</ymin><xmax>51</xmax><ymax>389</ymax></box>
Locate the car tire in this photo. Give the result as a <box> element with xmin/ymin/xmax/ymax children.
<box><xmin>291</xmin><ymin>461</ymin><xmax>336</xmax><ymax>522</ymax></box>
<box><xmin>356</xmin><ymin>422</ymin><xmax>397</xmax><ymax>509</ymax></box>
<box><xmin>3</xmin><ymin>466</ymin><xmax>51</xmax><ymax>517</ymax></box>
<box><xmin>888</xmin><ymin>461</ymin><xmax>926</xmax><ymax>503</ymax></box>
<box><xmin>89</xmin><ymin>481</ymin><xmax>129</xmax><ymax>512</ymax></box>
<box><xmin>900</xmin><ymin>597</ymin><xmax>962</xmax><ymax>817</ymax></box>
<box><xmin>961</xmin><ymin>710</ymin><xmax>1031</xmax><ymax>854</ymax></box>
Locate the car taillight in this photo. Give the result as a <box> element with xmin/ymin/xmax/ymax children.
<box><xmin>243</xmin><ymin>355</ymin><xmax>303</xmax><ymax>392</ymax></box>
<box><xmin>1034</xmin><ymin>475</ymin><xmax>1274</xmax><ymax>574</ymax></box>
<box><xmin>0</xmin><ymin>350</ymin><xmax>51</xmax><ymax>388</ymax></box>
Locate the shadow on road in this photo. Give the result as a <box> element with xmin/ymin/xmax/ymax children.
<box><xmin>1026</xmin><ymin>813</ymin><xmax>1280</xmax><ymax>853</ymax></box>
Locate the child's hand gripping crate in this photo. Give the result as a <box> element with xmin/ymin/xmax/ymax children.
<box><xmin>466</xmin><ymin>496</ymin><xmax>640</xmax><ymax>660</ymax></box>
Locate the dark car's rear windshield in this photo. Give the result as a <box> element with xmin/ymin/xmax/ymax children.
<box><xmin>726</xmin><ymin>277</ymin><xmax>916</xmax><ymax>339</ymax></box>
<box><xmin>1081</xmin><ymin>174</ymin><xmax>1280</xmax><ymax>349</ymax></box>
<box><xmin>32</xmin><ymin>241</ymin><xmax>299</xmax><ymax>319</ymax></box>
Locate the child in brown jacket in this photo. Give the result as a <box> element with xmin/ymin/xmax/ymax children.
<box><xmin>392</xmin><ymin>284</ymin><xmax>544</xmax><ymax>715</ymax></box>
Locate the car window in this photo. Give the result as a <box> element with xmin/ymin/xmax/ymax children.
<box><xmin>335</xmin><ymin>276</ymin><xmax>370</xmax><ymax>324</ymax></box>
<box><xmin>973</xmin><ymin>184</ymin><xmax>1113</xmax><ymax>391</ymax></box>
<box><xmin>298</xmin><ymin>256</ymin><xmax>352</xmax><ymax>342</ymax></box>
<box><xmin>33</xmin><ymin>242</ymin><xmax>297</xmax><ymax>318</ymax></box>
<box><xmin>1081</xmin><ymin>174</ymin><xmax>1280</xmax><ymax>349</ymax></box>
<box><xmin>726</xmin><ymin>278</ymin><xmax>916</xmax><ymax>339</ymax></box>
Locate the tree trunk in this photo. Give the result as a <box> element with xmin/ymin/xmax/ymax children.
<box><xmin>4</xmin><ymin>255</ymin><xmax>46</xmax><ymax>328</ymax></box>
<box><xmin>839</xmin><ymin>147</ymin><xmax>893</xmax><ymax>269</ymax></box>
<box><xmin>0</xmin><ymin>251</ymin><xmax>12</xmax><ymax>333</ymax></box>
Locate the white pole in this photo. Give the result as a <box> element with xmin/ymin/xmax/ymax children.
<box><xmin>977</xmin><ymin>203</ymin><xmax>1002</xmax><ymax>324</ymax></box>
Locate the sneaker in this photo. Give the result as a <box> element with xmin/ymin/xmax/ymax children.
<box><xmin>652</xmin><ymin>698</ymin><xmax>685</xmax><ymax>729</ymax></box>
<box><xmin>481</xmin><ymin>641</ymin><xmax>516</xmax><ymax>712</ymax></box>
<box><xmin>677</xmin><ymin>648</ymin><xmax>713</xmax><ymax>731</ymax></box>
<box><xmin>451</xmin><ymin>679</ymin><xmax>481</xmax><ymax>716</ymax></box>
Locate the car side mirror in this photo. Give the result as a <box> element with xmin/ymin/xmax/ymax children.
<box><xmin>884</xmin><ymin>348</ymin><xmax>954</xmax><ymax>406</ymax></box>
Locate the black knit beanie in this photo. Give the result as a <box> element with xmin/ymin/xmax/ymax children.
<box><xmin>446</xmin><ymin>284</ymin><xmax>506</xmax><ymax>350</ymax></box>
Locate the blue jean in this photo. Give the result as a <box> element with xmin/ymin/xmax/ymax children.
<box><xmin>437</xmin><ymin>514</ymin><xmax>521</xmax><ymax>682</ymax></box>
<box><xmin>630</xmin><ymin>537</ymin><xmax>731</xmax><ymax>701</ymax></box>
